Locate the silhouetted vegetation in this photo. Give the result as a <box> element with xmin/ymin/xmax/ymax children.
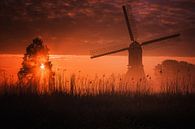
<box><xmin>18</xmin><ymin>37</ymin><xmax>55</xmax><ymax>89</ymax></box>
<box><xmin>0</xmin><ymin>69</ymin><xmax>195</xmax><ymax>129</ymax></box>
<box><xmin>155</xmin><ymin>60</ymin><xmax>195</xmax><ymax>94</ymax></box>
<box><xmin>0</xmin><ymin>52</ymin><xmax>194</xmax><ymax>129</ymax></box>
<box><xmin>0</xmin><ymin>89</ymin><xmax>194</xmax><ymax>129</ymax></box>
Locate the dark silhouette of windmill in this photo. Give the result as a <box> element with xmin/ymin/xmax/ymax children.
<box><xmin>90</xmin><ymin>5</ymin><xmax>180</xmax><ymax>80</ymax></box>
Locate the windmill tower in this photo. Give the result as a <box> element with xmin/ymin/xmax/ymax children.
<box><xmin>91</xmin><ymin>5</ymin><xmax>180</xmax><ymax>80</ymax></box>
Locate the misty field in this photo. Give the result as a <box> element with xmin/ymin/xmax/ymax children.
<box><xmin>0</xmin><ymin>71</ymin><xmax>195</xmax><ymax>129</ymax></box>
<box><xmin>0</xmin><ymin>55</ymin><xmax>195</xmax><ymax>129</ymax></box>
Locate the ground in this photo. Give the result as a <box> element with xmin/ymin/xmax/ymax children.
<box><xmin>0</xmin><ymin>94</ymin><xmax>194</xmax><ymax>129</ymax></box>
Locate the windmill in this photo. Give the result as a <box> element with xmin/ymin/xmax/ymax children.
<box><xmin>90</xmin><ymin>5</ymin><xmax>180</xmax><ymax>80</ymax></box>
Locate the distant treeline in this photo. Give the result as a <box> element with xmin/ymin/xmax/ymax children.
<box><xmin>155</xmin><ymin>59</ymin><xmax>195</xmax><ymax>94</ymax></box>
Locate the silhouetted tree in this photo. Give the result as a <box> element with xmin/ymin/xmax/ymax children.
<box><xmin>154</xmin><ymin>59</ymin><xmax>195</xmax><ymax>93</ymax></box>
<box><xmin>18</xmin><ymin>37</ymin><xmax>54</xmax><ymax>87</ymax></box>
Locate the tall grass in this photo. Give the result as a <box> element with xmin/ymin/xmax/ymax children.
<box><xmin>0</xmin><ymin>68</ymin><xmax>194</xmax><ymax>96</ymax></box>
<box><xmin>1</xmin><ymin>69</ymin><xmax>195</xmax><ymax>129</ymax></box>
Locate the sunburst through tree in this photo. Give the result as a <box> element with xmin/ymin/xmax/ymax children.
<box><xmin>18</xmin><ymin>37</ymin><xmax>55</xmax><ymax>92</ymax></box>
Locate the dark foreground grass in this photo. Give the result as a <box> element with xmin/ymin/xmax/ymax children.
<box><xmin>0</xmin><ymin>93</ymin><xmax>195</xmax><ymax>129</ymax></box>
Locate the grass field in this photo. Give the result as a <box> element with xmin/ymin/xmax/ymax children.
<box><xmin>0</xmin><ymin>93</ymin><xmax>195</xmax><ymax>129</ymax></box>
<box><xmin>0</xmin><ymin>72</ymin><xmax>194</xmax><ymax>129</ymax></box>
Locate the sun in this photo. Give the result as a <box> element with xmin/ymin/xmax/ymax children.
<box><xmin>40</xmin><ymin>63</ymin><xmax>45</xmax><ymax>70</ymax></box>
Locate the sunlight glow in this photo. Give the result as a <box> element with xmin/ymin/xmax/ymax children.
<box><xmin>40</xmin><ymin>63</ymin><xmax>45</xmax><ymax>70</ymax></box>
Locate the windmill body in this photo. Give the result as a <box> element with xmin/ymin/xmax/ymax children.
<box><xmin>127</xmin><ymin>41</ymin><xmax>145</xmax><ymax>79</ymax></box>
<box><xmin>91</xmin><ymin>5</ymin><xmax>180</xmax><ymax>81</ymax></box>
<box><xmin>128</xmin><ymin>41</ymin><xmax>142</xmax><ymax>67</ymax></box>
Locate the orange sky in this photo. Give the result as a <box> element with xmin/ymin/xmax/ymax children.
<box><xmin>1</xmin><ymin>54</ymin><xmax>195</xmax><ymax>80</ymax></box>
<box><xmin>0</xmin><ymin>0</ymin><xmax>195</xmax><ymax>56</ymax></box>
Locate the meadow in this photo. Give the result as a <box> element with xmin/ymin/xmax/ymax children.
<box><xmin>0</xmin><ymin>70</ymin><xmax>195</xmax><ymax>129</ymax></box>
<box><xmin>0</xmin><ymin>55</ymin><xmax>195</xmax><ymax>129</ymax></box>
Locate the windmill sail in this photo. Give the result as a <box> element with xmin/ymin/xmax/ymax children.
<box><xmin>122</xmin><ymin>5</ymin><xmax>137</xmax><ymax>42</ymax></box>
<box><xmin>141</xmin><ymin>33</ymin><xmax>180</xmax><ymax>46</ymax></box>
<box><xmin>91</xmin><ymin>47</ymin><xmax>129</xmax><ymax>59</ymax></box>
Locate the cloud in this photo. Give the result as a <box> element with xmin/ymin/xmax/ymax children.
<box><xmin>1</xmin><ymin>0</ymin><xmax>194</xmax><ymax>28</ymax></box>
<box><xmin>0</xmin><ymin>0</ymin><xmax>195</xmax><ymax>56</ymax></box>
